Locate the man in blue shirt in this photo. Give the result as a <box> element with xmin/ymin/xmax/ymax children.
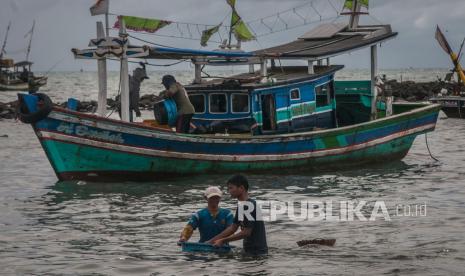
<box><xmin>179</xmin><ymin>186</ymin><xmax>234</xmax><ymax>243</ymax></box>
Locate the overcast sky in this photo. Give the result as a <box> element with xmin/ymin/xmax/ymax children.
<box><xmin>1</xmin><ymin>0</ymin><xmax>464</xmax><ymax>71</ymax></box>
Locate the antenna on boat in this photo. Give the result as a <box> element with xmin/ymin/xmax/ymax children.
<box><xmin>25</xmin><ymin>20</ymin><xmax>35</xmax><ymax>62</ymax></box>
<box><xmin>0</xmin><ymin>21</ymin><xmax>11</xmax><ymax>60</ymax></box>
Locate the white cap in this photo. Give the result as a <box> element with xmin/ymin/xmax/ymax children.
<box><xmin>205</xmin><ymin>186</ymin><xmax>222</xmax><ymax>199</ymax></box>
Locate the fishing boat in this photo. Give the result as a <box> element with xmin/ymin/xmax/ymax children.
<box><xmin>17</xmin><ymin>0</ymin><xmax>440</xmax><ymax>181</ymax></box>
<box><xmin>431</xmin><ymin>26</ymin><xmax>465</xmax><ymax>118</ymax></box>
<box><xmin>0</xmin><ymin>21</ymin><xmax>47</xmax><ymax>92</ymax></box>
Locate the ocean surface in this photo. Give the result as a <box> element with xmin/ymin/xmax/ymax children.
<box><xmin>1</xmin><ymin>69</ymin><xmax>465</xmax><ymax>275</ymax></box>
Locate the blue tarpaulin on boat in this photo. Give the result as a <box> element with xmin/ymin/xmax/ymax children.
<box><xmin>142</xmin><ymin>24</ymin><xmax>397</xmax><ymax>61</ymax></box>
<box><xmin>147</xmin><ymin>46</ymin><xmax>254</xmax><ymax>60</ymax></box>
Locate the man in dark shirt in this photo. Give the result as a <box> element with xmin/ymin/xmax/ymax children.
<box><xmin>208</xmin><ymin>174</ymin><xmax>268</xmax><ymax>255</ymax></box>
<box><xmin>160</xmin><ymin>75</ymin><xmax>195</xmax><ymax>134</ymax></box>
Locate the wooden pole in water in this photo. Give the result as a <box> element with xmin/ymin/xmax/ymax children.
<box><xmin>370</xmin><ymin>44</ymin><xmax>378</xmax><ymax>120</ymax></box>
<box><xmin>119</xmin><ymin>19</ymin><xmax>130</xmax><ymax>122</ymax></box>
<box><xmin>96</xmin><ymin>21</ymin><xmax>108</xmax><ymax>116</ymax></box>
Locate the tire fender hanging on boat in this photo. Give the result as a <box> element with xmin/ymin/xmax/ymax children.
<box><xmin>17</xmin><ymin>93</ymin><xmax>53</xmax><ymax>124</ymax></box>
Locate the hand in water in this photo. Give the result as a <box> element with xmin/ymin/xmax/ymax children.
<box><xmin>178</xmin><ymin>237</ymin><xmax>187</xmax><ymax>245</ymax></box>
<box><xmin>212</xmin><ymin>239</ymin><xmax>224</xmax><ymax>247</ymax></box>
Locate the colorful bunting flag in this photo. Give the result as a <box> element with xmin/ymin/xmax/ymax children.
<box><xmin>226</xmin><ymin>0</ymin><xmax>236</xmax><ymax>8</ymax></box>
<box><xmin>90</xmin><ymin>0</ymin><xmax>109</xmax><ymax>16</ymax></box>
<box><xmin>201</xmin><ymin>24</ymin><xmax>221</xmax><ymax>47</ymax></box>
<box><xmin>231</xmin><ymin>10</ymin><xmax>255</xmax><ymax>41</ymax></box>
<box><xmin>113</xmin><ymin>16</ymin><xmax>172</xmax><ymax>33</ymax></box>
<box><xmin>343</xmin><ymin>0</ymin><xmax>369</xmax><ymax>10</ymax></box>
<box><xmin>435</xmin><ymin>25</ymin><xmax>452</xmax><ymax>55</ymax></box>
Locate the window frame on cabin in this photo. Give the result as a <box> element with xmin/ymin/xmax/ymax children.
<box><xmin>209</xmin><ymin>93</ymin><xmax>228</xmax><ymax>114</ymax></box>
<box><xmin>315</xmin><ymin>81</ymin><xmax>333</xmax><ymax>108</ymax></box>
<box><xmin>230</xmin><ymin>93</ymin><xmax>250</xmax><ymax>114</ymax></box>
<box><xmin>289</xmin><ymin>88</ymin><xmax>301</xmax><ymax>101</ymax></box>
<box><xmin>188</xmin><ymin>93</ymin><xmax>206</xmax><ymax>114</ymax></box>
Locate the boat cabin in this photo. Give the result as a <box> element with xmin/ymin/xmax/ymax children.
<box><xmin>72</xmin><ymin>6</ymin><xmax>398</xmax><ymax>136</ymax></box>
<box><xmin>185</xmin><ymin>65</ymin><xmax>342</xmax><ymax>135</ymax></box>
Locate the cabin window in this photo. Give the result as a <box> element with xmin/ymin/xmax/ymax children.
<box><xmin>231</xmin><ymin>94</ymin><xmax>250</xmax><ymax>113</ymax></box>
<box><xmin>315</xmin><ymin>82</ymin><xmax>333</xmax><ymax>107</ymax></box>
<box><xmin>209</xmin><ymin>93</ymin><xmax>227</xmax><ymax>113</ymax></box>
<box><xmin>290</xmin><ymin>88</ymin><xmax>300</xmax><ymax>100</ymax></box>
<box><xmin>188</xmin><ymin>94</ymin><xmax>205</xmax><ymax>114</ymax></box>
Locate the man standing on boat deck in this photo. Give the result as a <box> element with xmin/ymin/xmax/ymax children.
<box><xmin>129</xmin><ymin>63</ymin><xmax>149</xmax><ymax>121</ymax></box>
<box><xmin>179</xmin><ymin>186</ymin><xmax>234</xmax><ymax>243</ymax></box>
<box><xmin>118</xmin><ymin>62</ymin><xmax>148</xmax><ymax>122</ymax></box>
<box><xmin>208</xmin><ymin>175</ymin><xmax>268</xmax><ymax>256</ymax></box>
<box><xmin>160</xmin><ymin>75</ymin><xmax>195</xmax><ymax>133</ymax></box>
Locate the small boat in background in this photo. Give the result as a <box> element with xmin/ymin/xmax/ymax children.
<box><xmin>0</xmin><ymin>21</ymin><xmax>47</xmax><ymax>92</ymax></box>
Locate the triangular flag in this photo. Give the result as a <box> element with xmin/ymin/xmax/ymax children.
<box><xmin>201</xmin><ymin>24</ymin><xmax>221</xmax><ymax>47</ymax></box>
<box><xmin>231</xmin><ymin>10</ymin><xmax>255</xmax><ymax>41</ymax></box>
<box><xmin>343</xmin><ymin>0</ymin><xmax>369</xmax><ymax>10</ymax></box>
<box><xmin>226</xmin><ymin>0</ymin><xmax>236</xmax><ymax>8</ymax></box>
<box><xmin>90</xmin><ymin>0</ymin><xmax>109</xmax><ymax>16</ymax></box>
<box><xmin>114</xmin><ymin>16</ymin><xmax>171</xmax><ymax>33</ymax></box>
<box><xmin>435</xmin><ymin>25</ymin><xmax>452</xmax><ymax>55</ymax></box>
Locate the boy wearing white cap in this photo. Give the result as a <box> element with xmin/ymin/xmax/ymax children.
<box><xmin>179</xmin><ymin>186</ymin><xmax>234</xmax><ymax>243</ymax></box>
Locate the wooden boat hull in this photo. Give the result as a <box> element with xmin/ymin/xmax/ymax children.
<box><xmin>28</xmin><ymin>103</ymin><xmax>440</xmax><ymax>182</ymax></box>
<box><xmin>0</xmin><ymin>77</ymin><xmax>47</xmax><ymax>91</ymax></box>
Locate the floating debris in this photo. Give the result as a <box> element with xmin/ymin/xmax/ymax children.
<box><xmin>297</xmin><ymin>239</ymin><xmax>336</xmax><ymax>247</ymax></box>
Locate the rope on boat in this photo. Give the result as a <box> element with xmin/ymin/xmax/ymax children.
<box><xmin>107</xmin><ymin>0</ymin><xmax>343</xmax><ymax>45</ymax></box>
<box><xmin>425</xmin><ymin>133</ymin><xmax>440</xmax><ymax>162</ymax></box>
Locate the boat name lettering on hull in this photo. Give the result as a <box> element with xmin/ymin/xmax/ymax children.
<box><xmin>57</xmin><ymin>123</ymin><xmax>124</xmax><ymax>143</ymax></box>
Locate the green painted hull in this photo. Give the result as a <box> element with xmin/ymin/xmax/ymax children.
<box><xmin>41</xmin><ymin>133</ymin><xmax>416</xmax><ymax>181</ymax></box>
<box><xmin>32</xmin><ymin>102</ymin><xmax>440</xmax><ymax>181</ymax></box>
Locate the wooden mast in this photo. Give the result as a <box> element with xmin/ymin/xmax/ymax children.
<box><xmin>370</xmin><ymin>44</ymin><xmax>378</xmax><ymax>120</ymax></box>
<box><xmin>25</xmin><ymin>21</ymin><xmax>35</xmax><ymax>62</ymax></box>
<box><xmin>96</xmin><ymin>22</ymin><xmax>108</xmax><ymax>116</ymax></box>
<box><xmin>0</xmin><ymin>21</ymin><xmax>11</xmax><ymax>60</ymax></box>
<box><xmin>118</xmin><ymin>19</ymin><xmax>130</xmax><ymax>122</ymax></box>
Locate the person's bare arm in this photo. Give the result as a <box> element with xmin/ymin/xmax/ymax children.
<box><xmin>211</xmin><ymin>227</ymin><xmax>252</xmax><ymax>247</ymax></box>
<box><xmin>206</xmin><ymin>223</ymin><xmax>239</xmax><ymax>243</ymax></box>
<box><xmin>179</xmin><ymin>224</ymin><xmax>194</xmax><ymax>243</ymax></box>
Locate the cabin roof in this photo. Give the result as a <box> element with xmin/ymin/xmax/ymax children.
<box><xmin>254</xmin><ymin>25</ymin><xmax>397</xmax><ymax>59</ymax></box>
<box><xmin>185</xmin><ymin>65</ymin><xmax>343</xmax><ymax>91</ymax></box>
<box><xmin>14</xmin><ymin>61</ymin><xmax>33</xmax><ymax>67</ymax></box>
